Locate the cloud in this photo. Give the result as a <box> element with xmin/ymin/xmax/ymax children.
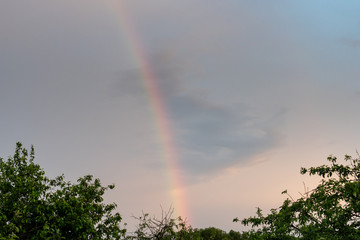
<box><xmin>169</xmin><ymin>91</ymin><xmax>282</xmax><ymax>179</ymax></box>
<box><xmin>341</xmin><ymin>38</ymin><xmax>360</xmax><ymax>48</ymax></box>
<box><xmin>113</xmin><ymin>49</ymin><xmax>284</xmax><ymax>181</ymax></box>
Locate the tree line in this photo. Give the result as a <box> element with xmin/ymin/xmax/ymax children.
<box><xmin>1</xmin><ymin>142</ymin><xmax>360</xmax><ymax>239</ymax></box>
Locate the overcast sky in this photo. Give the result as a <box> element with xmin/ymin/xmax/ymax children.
<box><xmin>1</xmin><ymin>0</ymin><xmax>360</xmax><ymax>231</ymax></box>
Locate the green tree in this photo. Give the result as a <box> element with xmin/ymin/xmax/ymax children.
<box><xmin>0</xmin><ymin>142</ymin><xmax>126</xmax><ymax>239</ymax></box>
<box><xmin>189</xmin><ymin>228</ymin><xmax>245</xmax><ymax>240</ymax></box>
<box><xmin>129</xmin><ymin>207</ymin><xmax>198</xmax><ymax>240</ymax></box>
<box><xmin>228</xmin><ymin>230</ymin><xmax>242</xmax><ymax>240</ymax></box>
<box><xmin>198</xmin><ymin>227</ymin><xmax>228</xmax><ymax>240</ymax></box>
<box><xmin>234</xmin><ymin>155</ymin><xmax>360</xmax><ymax>239</ymax></box>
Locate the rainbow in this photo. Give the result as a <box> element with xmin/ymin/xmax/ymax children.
<box><xmin>108</xmin><ymin>1</ymin><xmax>189</xmax><ymax>221</ymax></box>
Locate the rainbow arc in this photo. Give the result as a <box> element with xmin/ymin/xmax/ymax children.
<box><xmin>108</xmin><ymin>1</ymin><xmax>189</xmax><ymax>221</ymax></box>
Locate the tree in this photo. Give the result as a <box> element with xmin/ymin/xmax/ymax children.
<box><xmin>197</xmin><ymin>227</ymin><xmax>229</xmax><ymax>240</ymax></box>
<box><xmin>0</xmin><ymin>142</ymin><xmax>126</xmax><ymax>239</ymax></box>
<box><xmin>129</xmin><ymin>207</ymin><xmax>245</xmax><ymax>240</ymax></box>
<box><xmin>234</xmin><ymin>154</ymin><xmax>360</xmax><ymax>239</ymax></box>
<box><xmin>129</xmin><ymin>207</ymin><xmax>198</xmax><ymax>240</ymax></box>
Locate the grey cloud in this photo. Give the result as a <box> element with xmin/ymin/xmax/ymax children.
<box><xmin>111</xmin><ymin>51</ymin><xmax>185</xmax><ymax>98</ymax></box>
<box><xmin>168</xmin><ymin>92</ymin><xmax>282</xmax><ymax>178</ymax></box>
<box><xmin>114</xmin><ymin>50</ymin><xmax>283</xmax><ymax>180</ymax></box>
<box><xmin>110</xmin><ymin>69</ymin><xmax>145</xmax><ymax>97</ymax></box>
<box><xmin>341</xmin><ymin>38</ymin><xmax>360</xmax><ymax>48</ymax></box>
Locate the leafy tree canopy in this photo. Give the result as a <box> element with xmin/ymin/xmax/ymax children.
<box><xmin>0</xmin><ymin>142</ymin><xmax>125</xmax><ymax>239</ymax></box>
<box><xmin>234</xmin><ymin>155</ymin><xmax>360</xmax><ymax>239</ymax></box>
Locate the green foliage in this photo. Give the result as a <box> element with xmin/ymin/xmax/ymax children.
<box><xmin>189</xmin><ymin>227</ymin><xmax>246</xmax><ymax>240</ymax></box>
<box><xmin>197</xmin><ymin>227</ymin><xmax>230</xmax><ymax>240</ymax></box>
<box><xmin>128</xmin><ymin>207</ymin><xmax>197</xmax><ymax>240</ymax></box>
<box><xmin>234</xmin><ymin>155</ymin><xmax>360</xmax><ymax>239</ymax></box>
<box><xmin>129</xmin><ymin>207</ymin><xmax>245</xmax><ymax>240</ymax></box>
<box><xmin>0</xmin><ymin>142</ymin><xmax>125</xmax><ymax>239</ymax></box>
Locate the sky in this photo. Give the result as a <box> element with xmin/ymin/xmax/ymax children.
<box><xmin>1</xmin><ymin>0</ymin><xmax>360</xmax><ymax>232</ymax></box>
